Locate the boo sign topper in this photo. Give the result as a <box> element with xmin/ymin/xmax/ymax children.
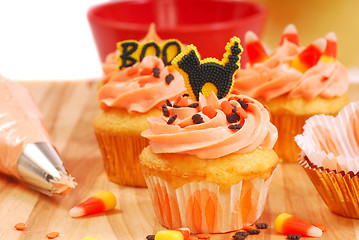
<box><xmin>117</xmin><ymin>39</ymin><xmax>184</xmax><ymax>69</ymax></box>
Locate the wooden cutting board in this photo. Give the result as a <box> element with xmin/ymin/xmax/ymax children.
<box><xmin>0</xmin><ymin>80</ymin><xmax>358</xmax><ymax>240</ymax></box>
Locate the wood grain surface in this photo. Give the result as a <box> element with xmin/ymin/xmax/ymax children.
<box><xmin>0</xmin><ymin>80</ymin><xmax>358</xmax><ymax>240</ymax></box>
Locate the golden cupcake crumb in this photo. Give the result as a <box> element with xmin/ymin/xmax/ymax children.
<box><xmin>93</xmin><ymin>108</ymin><xmax>161</xmax><ymax>135</ymax></box>
<box><xmin>140</xmin><ymin>146</ymin><xmax>279</xmax><ymax>191</ymax></box>
<box><xmin>260</xmin><ymin>94</ymin><xmax>349</xmax><ymax>116</ymax></box>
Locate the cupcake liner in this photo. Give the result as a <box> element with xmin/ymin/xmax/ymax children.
<box><xmin>299</xmin><ymin>155</ymin><xmax>359</xmax><ymax>218</ymax></box>
<box><xmin>95</xmin><ymin>131</ymin><xmax>148</xmax><ymax>187</ymax></box>
<box><xmin>271</xmin><ymin>113</ymin><xmax>309</xmax><ymax>162</ymax></box>
<box><xmin>295</xmin><ymin>101</ymin><xmax>359</xmax><ymax>174</ymax></box>
<box><xmin>143</xmin><ymin>166</ymin><xmax>278</xmax><ymax>233</ymax></box>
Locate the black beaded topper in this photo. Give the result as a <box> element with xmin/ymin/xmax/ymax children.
<box><xmin>172</xmin><ymin>36</ymin><xmax>243</xmax><ymax>101</ymax></box>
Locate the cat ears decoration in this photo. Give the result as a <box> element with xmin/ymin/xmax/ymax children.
<box><xmin>172</xmin><ymin>36</ymin><xmax>243</xmax><ymax>101</ymax></box>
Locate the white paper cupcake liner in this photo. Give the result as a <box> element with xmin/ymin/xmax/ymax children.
<box><xmin>144</xmin><ymin>166</ymin><xmax>278</xmax><ymax>233</ymax></box>
<box><xmin>295</xmin><ymin>100</ymin><xmax>359</xmax><ymax>174</ymax></box>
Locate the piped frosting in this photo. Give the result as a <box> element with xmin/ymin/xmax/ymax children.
<box><xmin>234</xmin><ymin>26</ymin><xmax>349</xmax><ymax>101</ymax></box>
<box><xmin>142</xmin><ymin>92</ymin><xmax>277</xmax><ymax>158</ymax></box>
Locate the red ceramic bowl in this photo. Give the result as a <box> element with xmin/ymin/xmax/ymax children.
<box><xmin>87</xmin><ymin>0</ymin><xmax>267</xmax><ymax>66</ymax></box>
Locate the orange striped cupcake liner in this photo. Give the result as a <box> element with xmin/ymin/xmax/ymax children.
<box><xmin>142</xmin><ymin>166</ymin><xmax>278</xmax><ymax>233</ymax></box>
<box><xmin>94</xmin><ymin>131</ymin><xmax>148</xmax><ymax>187</ymax></box>
<box><xmin>271</xmin><ymin>113</ymin><xmax>309</xmax><ymax>163</ymax></box>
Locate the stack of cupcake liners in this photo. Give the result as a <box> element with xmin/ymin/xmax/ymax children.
<box><xmin>295</xmin><ymin>100</ymin><xmax>359</xmax><ymax>218</ymax></box>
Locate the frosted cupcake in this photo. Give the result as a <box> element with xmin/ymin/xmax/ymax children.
<box><xmin>93</xmin><ymin>36</ymin><xmax>187</xmax><ymax>187</ymax></box>
<box><xmin>140</xmin><ymin>37</ymin><xmax>279</xmax><ymax>233</ymax></box>
<box><xmin>295</xmin><ymin>101</ymin><xmax>359</xmax><ymax>218</ymax></box>
<box><xmin>233</xmin><ymin>24</ymin><xmax>350</xmax><ymax>162</ymax></box>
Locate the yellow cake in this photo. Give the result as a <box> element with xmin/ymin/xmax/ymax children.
<box><xmin>140</xmin><ymin>147</ymin><xmax>278</xmax><ymax>192</ymax></box>
<box><xmin>261</xmin><ymin>94</ymin><xmax>349</xmax><ymax>162</ymax></box>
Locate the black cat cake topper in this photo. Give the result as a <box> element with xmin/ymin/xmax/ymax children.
<box><xmin>172</xmin><ymin>36</ymin><xmax>243</xmax><ymax>101</ymax></box>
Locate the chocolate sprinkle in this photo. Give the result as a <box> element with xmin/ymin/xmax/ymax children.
<box><xmin>183</xmin><ymin>93</ymin><xmax>190</xmax><ymax>97</ymax></box>
<box><xmin>188</xmin><ymin>103</ymin><xmax>199</xmax><ymax>108</ymax></box>
<box><xmin>234</xmin><ymin>231</ymin><xmax>249</xmax><ymax>237</ymax></box>
<box><xmin>173</xmin><ymin>104</ymin><xmax>181</xmax><ymax>108</ymax></box>
<box><xmin>287</xmin><ymin>234</ymin><xmax>301</xmax><ymax>239</ymax></box>
<box><xmin>232</xmin><ymin>105</ymin><xmax>237</xmax><ymax>113</ymax></box>
<box><xmin>228</xmin><ymin>124</ymin><xmax>243</xmax><ymax>130</ymax></box>
<box><xmin>166</xmin><ymin>99</ymin><xmax>172</xmax><ymax>107</ymax></box>
<box><xmin>146</xmin><ymin>235</ymin><xmax>155</xmax><ymax>240</ymax></box>
<box><xmin>165</xmin><ymin>73</ymin><xmax>174</xmax><ymax>84</ymax></box>
<box><xmin>226</xmin><ymin>112</ymin><xmax>241</xmax><ymax>123</ymax></box>
<box><xmin>237</xmin><ymin>98</ymin><xmax>248</xmax><ymax>110</ymax></box>
<box><xmin>153</xmin><ymin>68</ymin><xmax>160</xmax><ymax>78</ymax></box>
<box><xmin>255</xmin><ymin>223</ymin><xmax>268</xmax><ymax>229</ymax></box>
<box><xmin>247</xmin><ymin>229</ymin><xmax>260</xmax><ymax>235</ymax></box>
<box><xmin>232</xmin><ymin>235</ymin><xmax>245</xmax><ymax>240</ymax></box>
<box><xmin>161</xmin><ymin>104</ymin><xmax>169</xmax><ymax>117</ymax></box>
<box><xmin>167</xmin><ymin>115</ymin><xmax>177</xmax><ymax>125</ymax></box>
<box><xmin>192</xmin><ymin>114</ymin><xmax>204</xmax><ymax>124</ymax></box>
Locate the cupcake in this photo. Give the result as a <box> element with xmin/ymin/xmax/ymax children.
<box><xmin>93</xmin><ymin>33</ymin><xmax>187</xmax><ymax>187</ymax></box>
<box><xmin>140</xmin><ymin>37</ymin><xmax>279</xmax><ymax>233</ymax></box>
<box><xmin>233</xmin><ymin>24</ymin><xmax>350</xmax><ymax>162</ymax></box>
<box><xmin>295</xmin><ymin>101</ymin><xmax>359</xmax><ymax>218</ymax></box>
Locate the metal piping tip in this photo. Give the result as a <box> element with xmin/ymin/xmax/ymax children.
<box><xmin>17</xmin><ymin>142</ymin><xmax>77</xmax><ymax>195</ymax></box>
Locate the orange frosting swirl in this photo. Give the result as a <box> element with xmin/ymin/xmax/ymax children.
<box><xmin>141</xmin><ymin>93</ymin><xmax>278</xmax><ymax>159</ymax></box>
<box><xmin>234</xmin><ymin>41</ymin><xmax>349</xmax><ymax>101</ymax></box>
<box><xmin>98</xmin><ymin>56</ymin><xmax>186</xmax><ymax>113</ymax></box>
<box><xmin>101</xmin><ymin>50</ymin><xmax>119</xmax><ymax>84</ymax></box>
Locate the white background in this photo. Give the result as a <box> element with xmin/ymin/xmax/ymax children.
<box><xmin>0</xmin><ymin>0</ymin><xmax>107</xmax><ymax>81</ymax></box>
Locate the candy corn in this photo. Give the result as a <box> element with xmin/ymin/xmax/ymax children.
<box><xmin>280</xmin><ymin>24</ymin><xmax>299</xmax><ymax>46</ymax></box>
<box><xmin>320</xmin><ymin>32</ymin><xmax>337</xmax><ymax>63</ymax></box>
<box><xmin>70</xmin><ymin>191</ymin><xmax>117</xmax><ymax>217</ymax></box>
<box><xmin>290</xmin><ymin>38</ymin><xmax>326</xmax><ymax>73</ymax></box>
<box><xmin>176</xmin><ymin>228</ymin><xmax>190</xmax><ymax>240</ymax></box>
<box><xmin>245</xmin><ymin>31</ymin><xmax>268</xmax><ymax>65</ymax></box>
<box><xmin>274</xmin><ymin>213</ymin><xmax>323</xmax><ymax>237</ymax></box>
<box><xmin>155</xmin><ymin>230</ymin><xmax>184</xmax><ymax>240</ymax></box>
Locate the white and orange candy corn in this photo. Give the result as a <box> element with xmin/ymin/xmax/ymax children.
<box><xmin>70</xmin><ymin>191</ymin><xmax>117</xmax><ymax>217</ymax></box>
<box><xmin>280</xmin><ymin>24</ymin><xmax>299</xmax><ymax>46</ymax></box>
<box><xmin>274</xmin><ymin>213</ymin><xmax>323</xmax><ymax>237</ymax></box>
<box><xmin>245</xmin><ymin>31</ymin><xmax>268</xmax><ymax>65</ymax></box>
<box><xmin>320</xmin><ymin>32</ymin><xmax>337</xmax><ymax>63</ymax></box>
<box><xmin>176</xmin><ymin>228</ymin><xmax>190</xmax><ymax>240</ymax></box>
<box><xmin>290</xmin><ymin>38</ymin><xmax>326</xmax><ymax>73</ymax></box>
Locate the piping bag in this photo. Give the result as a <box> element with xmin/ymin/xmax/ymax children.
<box><xmin>0</xmin><ymin>76</ymin><xmax>76</xmax><ymax>195</ymax></box>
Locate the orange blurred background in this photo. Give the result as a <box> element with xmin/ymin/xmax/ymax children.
<box><xmin>251</xmin><ymin>0</ymin><xmax>359</xmax><ymax>67</ymax></box>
